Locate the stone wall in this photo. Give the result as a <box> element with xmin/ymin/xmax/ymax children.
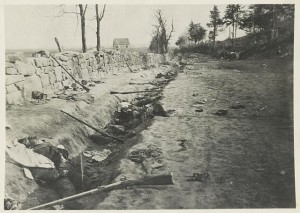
<box><xmin>5</xmin><ymin>50</ymin><xmax>169</xmax><ymax>105</ymax></box>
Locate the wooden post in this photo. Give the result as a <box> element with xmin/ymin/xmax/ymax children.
<box><xmin>54</xmin><ymin>37</ymin><xmax>62</xmax><ymax>52</ymax></box>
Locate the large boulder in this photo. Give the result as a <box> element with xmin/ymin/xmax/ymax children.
<box><xmin>23</xmin><ymin>75</ymin><xmax>43</xmax><ymax>100</ymax></box>
<box><xmin>54</xmin><ymin>66</ymin><xmax>63</xmax><ymax>82</ymax></box>
<box><xmin>6</xmin><ymin>75</ymin><xmax>25</xmax><ymax>86</ymax></box>
<box><xmin>6</xmin><ymin>84</ymin><xmax>19</xmax><ymax>94</ymax></box>
<box><xmin>5</xmin><ymin>52</ymin><xmax>24</xmax><ymax>63</ymax></box>
<box><xmin>15</xmin><ymin>61</ymin><xmax>35</xmax><ymax>76</ymax></box>
<box><xmin>40</xmin><ymin>74</ymin><xmax>50</xmax><ymax>87</ymax></box>
<box><xmin>6</xmin><ymin>91</ymin><xmax>24</xmax><ymax>105</ymax></box>
<box><xmin>81</xmin><ymin>68</ymin><xmax>90</xmax><ymax>81</ymax></box>
<box><xmin>6</xmin><ymin>67</ymin><xmax>19</xmax><ymax>75</ymax></box>
<box><xmin>5</xmin><ymin>62</ymin><xmax>14</xmax><ymax>68</ymax></box>
<box><xmin>48</xmin><ymin>72</ymin><xmax>57</xmax><ymax>84</ymax></box>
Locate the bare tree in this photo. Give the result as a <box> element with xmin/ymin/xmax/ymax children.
<box><xmin>95</xmin><ymin>5</ymin><xmax>106</xmax><ymax>51</ymax></box>
<box><xmin>79</xmin><ymin>4</ymin><xmax>88</xmax><ymax>53</ymax></box>
<box><xmin>55</xmin><ymin>5</ymin><xmax>88</xmax><ymax>53</ymax></box>
<box><xmin>149</xmin><ymin>10</ymin><xmax>174</xmax><ymax>54</ymax></box>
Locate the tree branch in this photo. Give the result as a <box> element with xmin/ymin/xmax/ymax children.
<box><xmin>99</xmin><ymin>4</ymin><xmax>106</xmax><ymax>21</ymax></box>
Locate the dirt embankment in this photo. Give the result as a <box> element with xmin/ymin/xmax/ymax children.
<box><xmin>5</xmin><ymin>63</ymin><xmax>176</xmax><ymax>209</ymax></box>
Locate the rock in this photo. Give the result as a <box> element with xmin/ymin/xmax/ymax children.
<box><xmin>81</xmin><ymin>68</ymin><xmax>90</xmax><ymax>80</ymax></box>
<box><xmin>6</xmin><ymin>67</ymin><xmax>19</xmax><ymax>75</ymax></box>
<box><xmin>153</xmin><ymin>103</ymin><xmax>167</xmax><ymax>117</ymax></box>
<box><xmin>6</xmin><ymin>52</ymin><xmax>24</xmax><ymax>63</ymax></box>
<box><xmin>15</xmin><ymin>61</ymin><xmax>35</xmax><ymax>76</ymax></box>
<box><xmin>23</xmin><ymin>75</ymin><xmax>43</xmax><ymax>100</ymax></box>
<box><xmin>6</xmin><ymin>75</ymin><xmax>25</xmax><ymax>86</ymax></box>
<box><xmin>48</xmin><ymin>72</ymin><xmax>57</xmax><ymax>84</ymax></box>
<box><xmin>6</xmin><ymin>84</ymin><xmax>19</xmax><ymax>94</ymax></box>
<box><xmin>14</xmin><ymin>81</ymin><xmax>24</xmax><ymax>91</ymax></box>
<box><xmin>34</xmin><ymin>58</ymin><xmax>43</xmax><ymax>68</ymax></box>
<box><xmin>40</xmin><ymin>74</ymin><xmax>50</xmax><ymax>86</ymax></box>
<box><xmin>25</xmin><ymin>57</ymin><xmax>36</xmax><ymax>66</ymax></box>
<box><xmin>230</xmin><ymin>103</ymin><xmax>246</xmax><ymax>109</ymax></box>
<box><xmin>195</xmin><ymin>108</ymin><xmax>204</xmax><ymax>112</ymax></box>
<box><xmin>54</xmin><ymin>66</ymin><xmax>63</xmax><ymax>82</ymax></box>
<box><xmin>5</xmin><ymin>62</ymin><xmax>14</xmax><ymax>68</ymax></box>
<box><xmin>215</xmin><ymin>109</ymin><xmax>228</xmax><ymax>116</ymax></box>
<box><xmin>53</xmin><ymin>82</ymin><xmax>64</xmax><ymax>91</ymax></box>
<box><xmin>35</xmin><ymin>67</ymin><xmax>42</xmax><ymax>76</ymax></box>
<box><xmin>6</xmin><ymin>90</ymin><xmax>24</xmax><ymax>105</ymax></box>
<box><xmin>81</xmin><ymin>80</ymin><xmax>88</xmax><ymax>85</ymax></box>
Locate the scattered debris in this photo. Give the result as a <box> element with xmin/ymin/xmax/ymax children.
<box><xmin>23</xmin><ymin>168</ymin><xmax>34</xmax><ymax>179</ymax></box>
<box><xmin>195</xmin><ymin>98</ymin><xmax>207</xmax><ymax>104</ymax></box>
<box><xmin>31</xmin><ymin>91</ymin><xmax>48</xmax><ymax>103</ymax></box>
<box><xmin>186</xmin><ymin>172</ymin><xmax>210</xmax><ymax>182</ymax></box>
<box><xmin>280</xmin><ymin>170</ymin><xmax>286</xmax><ymax>175</ymax></box>
<box><xmin>230</xmin><ymin>103</ymin><xmax>246</xmax><ymax>109</ymax></box>
<box><xmin>177</xmin><ymin>139</ymin><xmax>187</xmax><ymax>151</ymax></box>
<box><xmin>153</xmin><ymin>103</ymin><xmax>168</xmax><ymax>117</ymax></box>
<box><xmin>195</xmin><ymin>108</ymin><xmax>204</xmax><ymax>112</ymax></box>
<box><xmin>53</xmin><ymin>93</ymin><xmax>94</xmax><ymax>104</ymax></box>
<box><xmin>83</xmin><ymin>149</ymin><xmax>112</xmax><ymax>162</ymax></box>
<box><xmin>215</xmin><ymin>109</ymin><xmax>228</xmax><ymax>116</ymax></box>
<box><xmin>4</xmin><ymin>196</ymin><xmax>20</xmax><ymax>210</ymax></box>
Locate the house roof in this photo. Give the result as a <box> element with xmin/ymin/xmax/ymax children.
<box><xmin>113</xmin><ymin>38</ymin><xmax>130</xmax><ymax>45</ymax></box>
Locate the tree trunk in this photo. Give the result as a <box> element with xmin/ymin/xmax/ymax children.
<box><xmin>96</xmin><ymin>5</ymin><xmax>100</xmax><ymax>51</ymax></box>
<box><xmin>212</xmin><ymin>26</ymin><xmax>216</xmax><ymax>52</ymax></box>
<box><xmin>79</xmin><ymin>4</ymin><xmax>87</xmax><ymax>53</ymax></box>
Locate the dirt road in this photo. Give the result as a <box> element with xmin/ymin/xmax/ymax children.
<box><xmin>94</xmin><ymin>54</ymin><xmax>295</xmax><ymax>209</ymax></box>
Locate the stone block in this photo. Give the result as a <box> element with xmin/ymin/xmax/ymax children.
<box><xmin>49</xmin><ymin>72</ymin><xmax>57</xmax><ymax>84</ymax></box>
<box><xmin>5</xmin><ymin>62</ymin><xmax>14</xmax><ymax>68</ymax></box>
<box><xmin>23</xmin><ymin>75</ymin><xmax>43</xmax><ymax>100</ymax></box>
<box><xmin>42</xmin><ymin>66</ymin><xmax>53</xmax><ymax>74</ymax></box>
<box><xmin>34</xmin><ymin>58</ymin><xmax>43</xmax><ymax>68</ymax></box>
<box><xmin>35</xmin><ymin>68</ymin><xmax>42</xmax><ymax>76</ymax></box>
<box><xmin>54</xmin><ymin>66</ymin><xmax>63</xmax><ymax>82</ymax></box>
<box><xmin>25</xmin><ymin>57</ymin><xmax>36</xmax><ymax>66</ymax></box>
<box><xmin>53</xmin><ymin>82</ymin><xmax>64</xmax><ymax>90</ymax></box>
<box><xmin>6</xmin><ymin>67</ymin><xmax>19</xmax><ymax>75</ymax></box>
<box><xmin>41</xmin><ymin>57</ymin><xmax>50</xmax><ymax>66</ymax></box>
<box><xmin>61</xmin><ymin>79</ymin><xmax>70</xmax><ymax>87</ymax></box>
<box><xmin>6</xmin><ymin>84</ymin><xmax>19</xmax><ymax>94</ymax></box>
<box><xmin>40</xmin><ymin>74</ymin><xmax>50</xmax><ymax>87</ymax></box>
<box><xmin>6</xmin><ymin>90</ymin><xmax>24</xmax><ymax>105</ymax></box>
<box><xmin>15</xmin><ymin>61</ymin><xmax>35</xmax><ymax>76</ymax></box>
<box><xmin>15</xmin><ymin>81</ymin><xmax>24</xmax><ymax>91</ymax></box>
<box><xmin>6</xmin><ymin>75</ymin><xmax>25</xmax><ymax>85</ymax></box>
<box><xmin>87</xmin><ymin>66</ymin><xmax>93</xmax><ymax>75</ymax></box>
<box><xmin>43</xmin><ymin>85</ymin><xmax>54</xmax><ymax>96</ymax></box>
<box><xmin>81</xmin><ymin>68</ymin><xmax>90</xmax><ymax>81</ymax></box>
<box><xmin>6</xmin><ymin>52</ymin><xmax>24</xmax><ymax>63</ymax></box>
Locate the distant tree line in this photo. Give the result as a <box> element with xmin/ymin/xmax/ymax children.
<box><xmin>174</xmin><ymin>4</ymin><xmax>294</xmax><ymax>53</ymax></box>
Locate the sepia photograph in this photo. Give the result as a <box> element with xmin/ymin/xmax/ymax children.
<box><xmin>2</xmin><ymin>0</ymin><xmax>297</xmax><ymax>210</ymax></box>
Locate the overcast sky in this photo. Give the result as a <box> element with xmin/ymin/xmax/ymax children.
<box><xmin>5</xmin><ymin>4</ymin><xmax>247</xmax><ymax>50</ymax></box>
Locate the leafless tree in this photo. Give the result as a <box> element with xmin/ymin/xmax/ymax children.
<box><xmin>150</xmin><ymin>10</ymin><xmax>174</xmax><ymax>54</ymax></box>
<box><xmin>95</xmin><ymin>5</ymin><xmax>106</xmax><ymax>51</ymax></box>
<box><xmin>55</xmin><ymin>5</ymin><xmax>88</xmax><ymax>53</ymax></box>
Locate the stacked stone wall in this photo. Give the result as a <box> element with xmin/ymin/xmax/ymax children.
<box><xmin>5</xmin><ymin>50</ymin><xmax>170</xmax><ymax>105</ymax></box>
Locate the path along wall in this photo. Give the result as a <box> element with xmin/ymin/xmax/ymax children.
<box><xmin>5</xmin><ymin>50</ymin><xmax>170</xmax><ymax>105</ymax></box>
